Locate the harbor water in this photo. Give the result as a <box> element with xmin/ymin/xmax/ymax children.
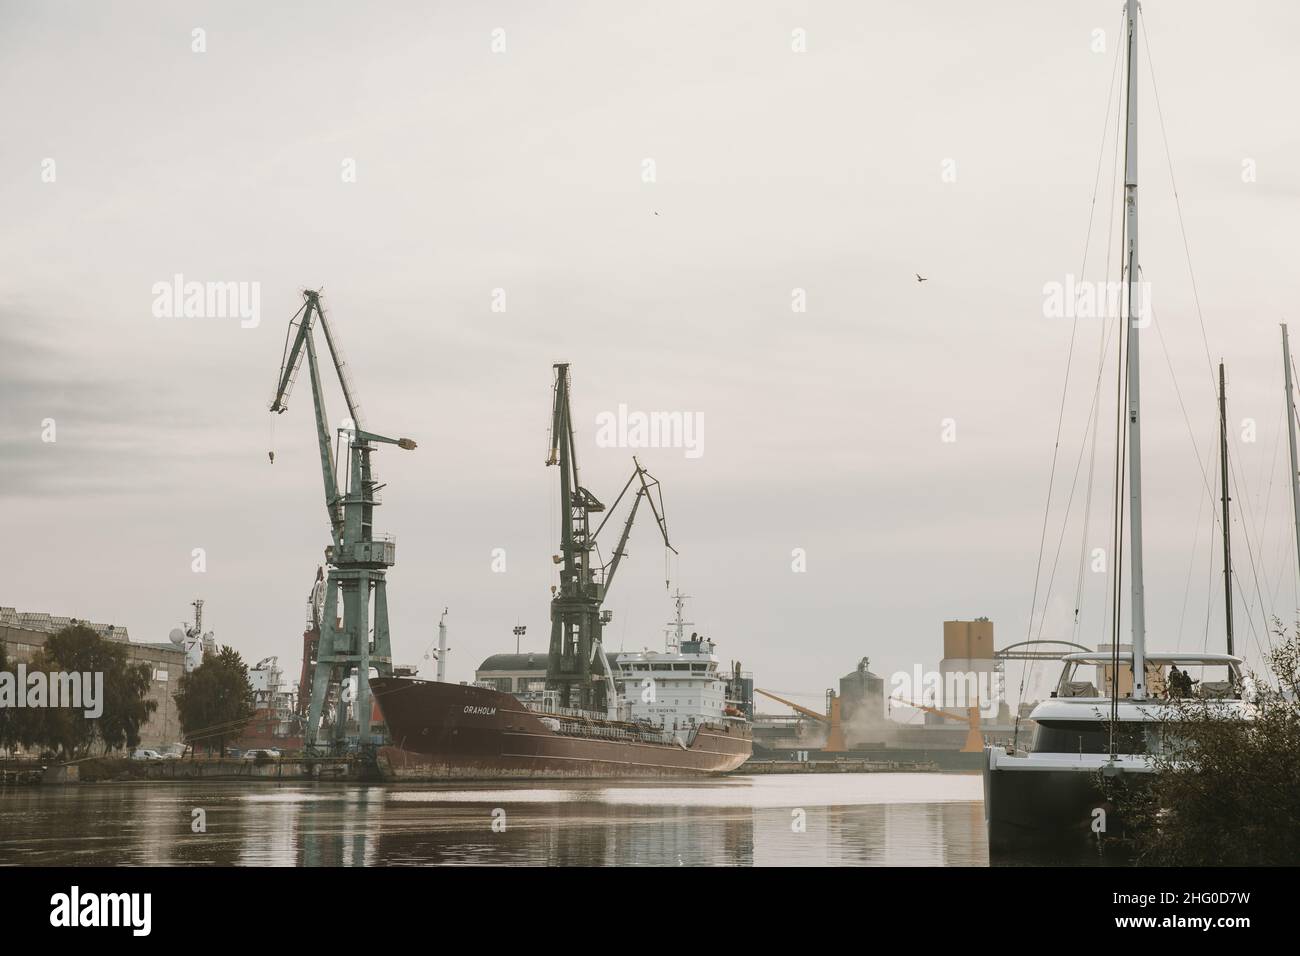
<box><xmin>0</xmin><ymin>773</ymin><xmax>988</xmax><ymax>866</ymax></box>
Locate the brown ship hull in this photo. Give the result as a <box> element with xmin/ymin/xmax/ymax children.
<box><xmin>370</xmin><ymin>677</ymin><xmax>752</xmax><ymax>780</ymax></box>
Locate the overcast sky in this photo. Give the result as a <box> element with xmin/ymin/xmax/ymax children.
<box><xmin>3</xmin><ymin>0</ymin><xmax>1300</xmax><ymax>712</ymax></box>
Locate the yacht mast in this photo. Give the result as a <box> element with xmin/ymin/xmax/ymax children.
<box><xmin>1218</xmin><ymin>363</ymin><xmax>1234</xmax><ymax>657</ymax></box>
<box><xmin>1122</xmin><ymin>0</ymin><xmax>1148</xmax><ymax>699</ymax></box>
<box><xmin>1282</xmin><ymin>324</ymin><xmax>1300</xmax><ymax>586</ymax></box>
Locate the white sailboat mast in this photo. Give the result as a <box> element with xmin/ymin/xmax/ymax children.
<box><xmin>1123</xmin><ymin>0</ymin><xmax>1148</xmax><ymax>699</ymax></box>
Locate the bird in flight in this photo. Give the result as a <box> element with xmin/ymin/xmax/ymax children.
<box><xmin>915</xmin><ymin>274</ymin><xmax>928</xmax><ymax>283</ymax></box>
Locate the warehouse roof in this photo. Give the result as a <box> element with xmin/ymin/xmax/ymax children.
<box><xmin>478</xmin><ymin>651</ymin><xmax>619</xmax><ymax>673</ymax></box>
<box><xmin>0</xmin><ymin>607</ymin><xmax>130</xmax><ymax>642</ymax></box>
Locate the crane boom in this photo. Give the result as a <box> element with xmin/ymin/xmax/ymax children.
<box><xmin>889</xmin><ymin>695</ymin><xmax>986</xmax><ymax>754</ymax></box>
<box><xmin>271</xmin><ymin>293</ymin><xmax>343</xmax><ymax>540</ymax></box>
<box><xmin>756</xmin><ymin>688</ymin><xmax>847</xmax><ymax>752</ymax></box>
<box><xmin>313</xmin><ymin>298</ymin><xmax>364</xmax><ymax>429</ymax></box>
<box><xmin>596</xmin><ymin>456</ymin><xmax>675</xmax><ymax>596</ymax></box>
<box><xmin>756</xmin><ymin>688</ymin><xmax>829</xmax><ymax>723</ymax></box>
<box><xmin>269</xmin><ymin>296</ymin><xmax>311</xmax><ymax>413</ymax></box>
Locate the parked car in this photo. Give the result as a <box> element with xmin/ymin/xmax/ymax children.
<box><xmin>131</xmin><ymin>749</ymin><xmax>163</xmax><ymax>761</ymax></box>
<box><xmin>242</xmin><ymin>749</ymin><xmax>278</xmax><ymax>761</ymax></box>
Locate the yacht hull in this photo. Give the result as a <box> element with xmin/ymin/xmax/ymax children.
<box><xmin>983</xmin><ymin>748</ymin><xmax>1151</xmax><ymax>855</ymax></box>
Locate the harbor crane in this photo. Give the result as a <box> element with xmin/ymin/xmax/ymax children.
<box><xmin>759</xmin><ymin>687</ymin><xmax>986</xmax><ymax>754</ymax></box>
<box><xmin>544</xmin><ymin>363</ymin><xmax>675</xmax><ymax>713</ymax></box>
<box><xmin>755</xmin><ymin>688</ymin><xmax>847</xmax><ymax>752</ymax></box>
<box><xmin>888</xmin><ymin>697</ymin><xmax>985</xmax><ymax>754</ymax></box>
<box><xmin>268</xmin><ymin>289</ymin><xmax>416</xmax><ymax>752</ymax></box>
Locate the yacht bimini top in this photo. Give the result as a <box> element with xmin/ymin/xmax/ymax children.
<box><xmin>1049</xmin><ymin>650</ymin><xmax>1245</xmax><ymax>707</ymax></box>
<box><xmin>1059</xmin><ymin>651</ymin><xmax>1242</xmax><ymax>666</ymax></box>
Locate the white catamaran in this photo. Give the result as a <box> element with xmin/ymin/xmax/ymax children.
<box><xmin>983</xmin><ymin>0</ymin><xmax>1252</xmax><ymax>853</ymax></box>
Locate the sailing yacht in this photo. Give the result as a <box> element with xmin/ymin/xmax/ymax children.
<box><xmin>983</xmin><ymin>0</ymin><xmax>1252</xmax><ymax>854</ymax></box>
<box><xmin>983</xmin><ymin>652</ymin><xmax>1248</xmax><ymax>852</ymax></box>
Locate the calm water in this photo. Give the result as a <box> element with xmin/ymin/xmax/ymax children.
<box><xmin>0</xmin><ymin>773</ymin><xmax>988</xmax><ymax>866</ymax></box>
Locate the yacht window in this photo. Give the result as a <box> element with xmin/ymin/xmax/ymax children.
<box><xmin>1032</xmin><ymin>720</ymin><xmax>1148</xmax><ymax>755</ymax></box>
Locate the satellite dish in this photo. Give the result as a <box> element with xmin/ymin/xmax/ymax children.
<box><xmin>169</xmin><ymin>627</ymin><xmax>185</xmax><ymax>645</ymax></box>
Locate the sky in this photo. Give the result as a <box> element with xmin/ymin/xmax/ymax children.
<box><xmin>3</xmin><ymin>0</ymin><xmax>1300</xmax><ymax>714</ymax></box>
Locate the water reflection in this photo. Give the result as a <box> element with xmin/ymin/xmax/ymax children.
<box><xmin>0</xmin><ymin>773</ymin><xmax>988</xmax><ymax>866</ymax></box>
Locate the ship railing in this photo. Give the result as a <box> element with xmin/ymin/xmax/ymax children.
<box><xmin>523</xmin><ymin>701</ymin><xmax>607</xmax><ymax>721</ymax></box>
<box><xmin>546</xmin><ymin>719</ymin><xmax>680</xmax><ymax>747</ymax></box>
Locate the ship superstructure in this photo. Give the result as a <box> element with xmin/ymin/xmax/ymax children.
<box><xmin>614</xmin><ymin>591</ymin><xmax>752</xmax><ymax>734</ymax></box>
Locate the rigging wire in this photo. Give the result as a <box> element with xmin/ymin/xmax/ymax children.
<box><xmin>1139</xmin><ymin>9</ymin><xmax>1218</xmax><ymax>393</ymax></box>
<box><xmin>1224</xmin><ymin>387</ymin><xmax>1275</xmax><ymax>642</ymax></box>
<box><xmin>1108</xmin><ymin>253</ymin><xmax>1130</xmax><ymax>751</ymax></box>
<box><xmin>1263</xmin><ymin>360</ymin><xmax>1300</xmax><ymax>630</ymax></box>
<box><xmin>1175</xmin><ymin>483</ymin><xmax>1205</xmax><ymax>643</ymax></box>
<box><xmin>1072</xmin><ymin>62</ymin><xmax>1128</xmax><ymax>648</ymax></box>
<box><xmin>1229</xmin><ymin>443</ymin><xmax>1275</xmax><ymax>644</ymax></box>
<box><xmin>1013</xmin><ymin>19</ymin><xmax>1125</xmax><ymax>739</ymax></box>
<box><xmin>1202</xmin><ymin>485</ymin><xmax>1216</xmax><ymax>651</ymax></box>
<box><xmin>1148</xmin><ymin>303</ymin><xmax>1269</xmax><ymax>655</ymax></box>
<box><xmin>1288</xmin><ymin>356</ymin><xmax>1300</xmax><ymax>614</ymax></box>
<box><xmin>1136</xmin><ymin>9</ymin><xmax>1277</xmax><ymax>665</ymax></box>
<box><xmin>1232</xmin><ymin>405</ymin><xmax>1283</xmax><ymax>627</ymax></box>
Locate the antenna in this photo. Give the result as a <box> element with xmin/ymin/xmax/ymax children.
<box><xmin>665</xmin><ymin>589</ymin><xmax>692</xmax><ymax>652</ymax></box>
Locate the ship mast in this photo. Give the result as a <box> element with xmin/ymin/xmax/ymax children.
<box><xmin>666</xmin><ymin>589</ymin><xmax>692</xmax><ymax>652</ymax></box>
<box><xmin>1282</xmin><ymin>324</ymin><xmax>1300</xmax><ymax>590</ymax></box>
<box><xmin>1122</xmin><ymin>0</ymin><xmax>1148</xmax><ymax>700</ymax></box>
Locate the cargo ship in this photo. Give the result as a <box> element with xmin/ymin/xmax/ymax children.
<box><xmin>372</xmin><ymin>629</ymin><xmax>752</xmax><ymax>780</ymax></box>
<box><xmin>372</xmin><ymin>366</ymin><xmax>751</xmax><ymax>780</ymax></box>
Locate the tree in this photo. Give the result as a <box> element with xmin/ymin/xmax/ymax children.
<box><xmin>1102</xmin><ymin>625</ymin><xmax>1300</xmax><ymax>865</ymax></box>
<box><xmin>0</xmin><ymin>625</ymin><xmax>157</xmax><ymax>759</ymax></box>
<box><xmin>175</xmin><ymin>645</ymin><xmax>254</xmax><ymax>756</ymax></box>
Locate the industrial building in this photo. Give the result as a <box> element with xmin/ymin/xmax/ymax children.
<box><xmin>0</xmin><ymin>607</ymin><xmax>185</xmax><ymax>751</ymax></box>
<box><xmin>749</xmin><ymin>620</ymin><xmax>1021</xmax><ymax>769</ymax></box>
<box><xmin>931</xmin><ymin>618</ymin><xmax>1002</xmax><ymax>722</ymax></box>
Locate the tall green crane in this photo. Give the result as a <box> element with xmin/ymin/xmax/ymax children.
<box><xmin>544</xmin><ymin>363</ymin><xmax>674</xmax><ymax>712</ymax></box>
<box><xmin>269</xmin><ymin>290</ymin><xmax>416</xmax><ymax>751</ymax></box>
